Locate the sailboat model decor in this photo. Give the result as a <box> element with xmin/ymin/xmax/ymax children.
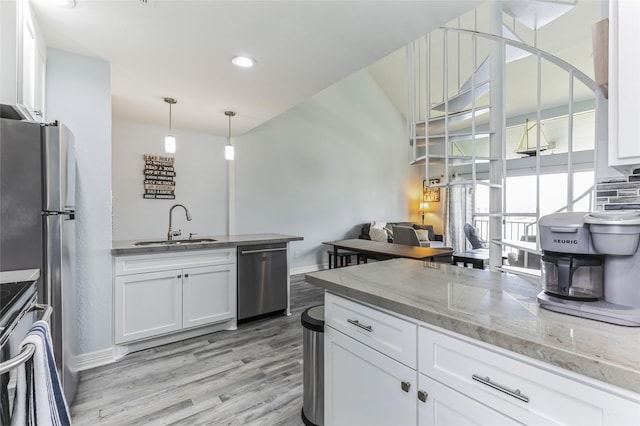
<box><xmin>515</xmin><ymin>118</ymin><xmax>550</xmax><ymax>156</ymax></box>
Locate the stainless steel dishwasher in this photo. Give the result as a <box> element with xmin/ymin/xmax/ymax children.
<box><xmin>237</xmin><ymin>243</ymin><xmax>288</xmax><ymax>321</ymax></box>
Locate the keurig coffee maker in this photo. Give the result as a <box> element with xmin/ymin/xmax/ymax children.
<box><xmin>538</xmin><ymin>211</ymin><xmax>640</xmax><ymax>326</ymax></box>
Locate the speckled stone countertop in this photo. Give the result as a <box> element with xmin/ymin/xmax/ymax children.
<box><xmin>112</xmin><ymin>233</ymin><xmax>303</xmax><ymax>255</ymax></box>
<box><xmin>306</xmin><ymin>258</ymin><xmax>640</xmax><ymax>394</ymax></box>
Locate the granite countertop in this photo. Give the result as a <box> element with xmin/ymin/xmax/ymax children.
<box><xmin>306</xmin><ymin>258</ymin><xmax>640</xmax><ymax>394</ymax></box>
<box><xmin>112</xmin><ymin>233</ymin><xmax>303</xmax><ymax>255</ymax></box>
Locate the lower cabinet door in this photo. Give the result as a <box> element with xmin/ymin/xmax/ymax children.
<box><xmin>183</xmin><ymin>264</ymin><xmax>236</xmax><ymax>328</ymax></box>
<box><xmin>417</xmin><ymin>374</ymin><xmax>522</xmax><ymax>426</ymax></box>
<box><xmin>115</xmin><ymin>269</ymin><xmax>182</xmax><ymax>344</ymax></box>
<box><xmin>325</xmin><ymin>326</ymin><xmax>417</xmax><ymax>426</ymax></box>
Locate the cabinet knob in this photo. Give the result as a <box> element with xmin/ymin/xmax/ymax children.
<box><xmin>177</xmin><ymin>274</ymin><xmax>182</xmax><ymax>279</ymax></box>
<box><xmin>418</xmin><ymin>390</ymin><xmax>428</xmax><ymax>402</ymax></box>
<box><xmin>401</xmin><ymin>381</ymin><xmax>411</xmax><ymax>392</ymax></box>
<box><xmin>184</xmin><ymin>273</ymin><xmax>189</xmax><ymax>278</ymax></box>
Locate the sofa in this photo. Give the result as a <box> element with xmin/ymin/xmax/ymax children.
<box><xmin>358</xmin><ymin>221</ymin><xmax>446</xmax><ymax>248</ymax></box>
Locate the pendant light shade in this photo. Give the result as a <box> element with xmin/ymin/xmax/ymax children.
<box><xmin>164</xmin><ymin>97</ymin><xmax>177</xmax><ymax>154</ymax></box>
<box><xmin>165</xmin><ymin>135</ymin><xmax>176</xmax><ymax>154</ymax></box>
<box><xmin>225</xmin><ymin>111</ymin><xmax>236</xmax><ymax>161</ymax></box>
<box><xmin>225</xmin><ymin>145</ymin><xmax>234</xmax><ymax>160</ymax></box>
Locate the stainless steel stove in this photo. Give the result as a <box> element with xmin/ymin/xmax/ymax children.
<box><xmin>0</xmin><ymin>280</ymin><xmax>37</xmax><ymax>344</ymax></box>
<box><xmin>0</xmin><ymin>272</ymin><xmax>39</xmax><ymax>424</ymax></box>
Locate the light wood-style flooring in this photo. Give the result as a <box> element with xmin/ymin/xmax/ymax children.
<box><xmin>71</xmin><ymin>275</ymin><xmax>324</xmax><ymax>425</ymax></box>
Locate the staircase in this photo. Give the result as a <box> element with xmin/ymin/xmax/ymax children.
<box><xmin>407</xmin><ymin>1</ymin><xmax>599</xmax><ymax>275</ymax></box>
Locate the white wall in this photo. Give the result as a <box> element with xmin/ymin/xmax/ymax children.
<box><xmin>46</xmin><ymin>49</ymin><xmax>112</xmax><ymax>355</ymax></box>
<box><xmin>110</xmin><ymin>69</ymin><xmax>416</xmax><ymax>272</ymax></box>
<box><xmin>112</xmin><ymin>121</ymin><xmax>228</xmax><ymax>240</ymax></box>
<box><xmin>234</xmin><ymin>70</ymin><xmax>413</xmax><ymax>270</ymax></box>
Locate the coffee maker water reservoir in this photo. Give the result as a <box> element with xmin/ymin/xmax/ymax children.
<box><xmin>541</xmin><ymin>252</ymin><xmax>603</xmax><ymax>300</ymax></box>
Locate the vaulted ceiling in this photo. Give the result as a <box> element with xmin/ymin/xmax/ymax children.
<box><xmin>31</xmin><ymin>0</ymin><xmax>481</xmax><ymax>136</ymax></box>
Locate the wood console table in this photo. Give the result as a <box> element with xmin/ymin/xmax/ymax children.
<box><xmin>323</xmin><ymin>239</ymin><xmax>453</xmax><ymax>269</ymax></box>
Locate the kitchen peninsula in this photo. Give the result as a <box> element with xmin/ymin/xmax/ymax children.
<box><xmin>111</xmin><ymin>233</ymin><xmax>302</xmax><ymax>354</ymax></box>
<box><xmin>306</xmin><ymin>259</ymin><xmax>640</xmax><ymax>425</ymax></box>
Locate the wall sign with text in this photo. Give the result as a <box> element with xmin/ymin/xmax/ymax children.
<box><xmin>143</xmin><ymin>154</ymin><xmax>175</xmax><ymax>199</ymax></box>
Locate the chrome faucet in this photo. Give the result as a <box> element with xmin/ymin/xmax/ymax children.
<box><xmin>167</xmin><ymin>204</ymin><xmax>192</xmax><ymax>240</ymax></box>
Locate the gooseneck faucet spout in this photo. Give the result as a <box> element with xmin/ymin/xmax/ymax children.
<box><xmin>167</xmin><ymin>204</ymin><xmax>192</xmax><ymax>240</ymax></box>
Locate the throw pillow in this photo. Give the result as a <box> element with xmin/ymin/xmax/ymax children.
<box><xmin>415</xmin><ymin>229</ymin><xmax>430</xmax><ymax>241</ymax></box>
<box><xmin>413</xmin><ymin>224</ymin><xmax>435</xmax><ymax>241</ymax></box>
<box><xmin>369</xmin><ymin>221</ymin><xmax>389</xmax><ymax>243</ymax></box>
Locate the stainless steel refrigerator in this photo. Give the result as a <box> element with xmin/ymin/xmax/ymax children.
<box><xmin>0</xmin><ymin>115</ymin><xmax>78</xmax><ymax>404</ymax></box>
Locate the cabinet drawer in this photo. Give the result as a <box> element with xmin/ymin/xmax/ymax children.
<box><xmin>419</xmin><ymin>326</ymin><xmax>640</xmax><ymax>426</ymax></box>
<box><xmin>115</xmin><ymin>249</ymin><xmax>236</xmax><ymax>275</ymax></box>
<box><xmin>325</xmin><ymin>292</ymin><xmax>416</xmax><ymax>368</ymax></box>
<box><xmin>418</xmin><ymin>373</ymin><xmax>519</xmax><ymax>426</ymax></box>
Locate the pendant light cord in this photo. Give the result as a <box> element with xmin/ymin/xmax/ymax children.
<box><xmin>225</xmin><ymin>111</ymin><xmax>236</xmax><ymax>145</ymax></box>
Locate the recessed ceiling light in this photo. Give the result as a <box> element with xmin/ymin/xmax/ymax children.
<box><xmin>47</xmin><ymin>0</ymin><xmax>76</xmax><ymax>7</ymax></box>
<box><xmin>231</xmin><ymin>56</ymin><xmax>256</xmax><ymax>68</ymax></box>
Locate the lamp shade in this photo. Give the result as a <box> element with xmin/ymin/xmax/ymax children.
<box><xmin>164</xmin><ymin>98</ymin><xmax>177</xmax><ymax>154</ymax></box>
<box><xmin>419</xmin><ymin>202</ymin><xmax>430</xmax><ymax>213</ymax></box>
<box><xmin>225</xmin><ymin>145</ymin><xmax>234</xmax><ymax>160</ymax></box>
<box><xmin>225</xmin><ymin>110</ymin><xmax>236</xmax><ymax>161</ymax></box>
<box><xmin>165</xmin><ymin>135</ymin><xmax>176</xmax><ymax>154</ymax></box>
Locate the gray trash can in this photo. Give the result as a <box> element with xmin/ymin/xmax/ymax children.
<box><xmin>301</xmin><ymin>305</ymin><xmax>324</xmax><ymax>426</ymax></box>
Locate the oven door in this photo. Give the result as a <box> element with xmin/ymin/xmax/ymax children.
<box><xmin>0</xmin><ymin>297</ymin><xmax>38</xmax><ymax>424</ymax></box>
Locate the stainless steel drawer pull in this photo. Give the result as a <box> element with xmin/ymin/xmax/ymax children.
<box><xmin>347</xmin><ymin>318</ymin><xmax>373</xmax><ymax>332</ymax></box>
<box><xmin>472</xmin><ymin>375</ymin><xmax>530</xmax><ymax>403</ymax></box>
<box><xmin>401</xmin><ymin>381</ymin><xmax>411</xmax><ymax>392</ymax></box>
<box><xmin>417</xmin><ymin>390</ymin><xmax>428</xmax><ymax>402</ymax></box>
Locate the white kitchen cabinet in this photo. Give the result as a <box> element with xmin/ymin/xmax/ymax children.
<box><xmin>115</xmin><ymin>269</ymin><xmax>182</xmax><ymax>343</ymax></box>
<box><xmin>418</xmin><ymin>326</ymin><xmax>640</xmax><ymax>426</ymax></box>
<box><xmin>182</xmin><ymin>264</ymin><xmax>235</xmax><ymax>328</ymax></box>
<box><xmin>324</xmin><ymin>326</ymin><xmax>416</xmax><ymax>426</ymax></box>
<box><xmin>114</xmin><ymin>249</ymin><xmax>236</xmax><ymax>345</ymax></box>
<box><xmin>324</xmin><ymin>293</ymin><xmax>640</xmax><ymax>426</ymax></box>
<box><xmin>0</xmin><ymin>0</ymin><xmax>46</xmax><ymax>121</ymax></box>
<box><xmin>608</xmin><ymin>0</ymin><xmax>640</xmax><ymax>169</ymax></box>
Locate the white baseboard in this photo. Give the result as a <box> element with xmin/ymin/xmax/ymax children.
<box><xmin>291</xmin><ymin>264</ymin><xmax>327</xmax><ymax>275</ymax></box>
<box><xmin>76</xmin><ymin>347</ymin><xmax>116</xmax><ymax>371</ymax></box>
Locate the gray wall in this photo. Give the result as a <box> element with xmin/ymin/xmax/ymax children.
<box><xmin>111</xmin><ymin>121</ymin><xmax>228</xmax><ymax>241</ymax></box>
<box><xmin>234</xmin><ymin>70</ymin><xmax>413</xmax><ymax>271</ymax></box>
<box><xmin>46</xmin><ymin>49</ymin><xmax>112</xmax><ymax>356</ymax></box>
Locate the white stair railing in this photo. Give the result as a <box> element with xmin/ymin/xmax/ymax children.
<box><xmin>407</xmin><ymin>20</ymin><xmax>599</xmax><ymax>275</ymax></box>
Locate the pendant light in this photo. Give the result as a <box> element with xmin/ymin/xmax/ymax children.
<box><xmin>225</xmin><ymin>111</ymin><xmax>236</xmax><ymax>160</ymax></box>
<box><xmin>164</xmin><ymin>97</ymin><xmax>177</xmax><ymax>154</ymax></box>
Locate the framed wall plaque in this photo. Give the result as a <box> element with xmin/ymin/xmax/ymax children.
<box><xmin>423</xmin><ymin>178</ymin><xmax>440</xmax><ymax>202</ymax></box>
<box><xmin>143</xmin><ymin>154</ymin><xmax>175</xmax><ymax>199</ymax></box>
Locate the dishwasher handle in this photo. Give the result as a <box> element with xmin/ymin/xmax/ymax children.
<box><xmin>240</xmin><ymin>247</ymin><xmax>287</xmax><ymax>255</ymax></box>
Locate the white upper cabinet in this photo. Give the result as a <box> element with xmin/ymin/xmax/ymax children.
<box><xmin>1</xmin><ymin>0</ymin><xmax>46</xmax><ymax>121</ymax></box>
<box><xmin>608</xmin><ymin>0</ymin><xmax>640</xmax><ymax>169</ymax></box>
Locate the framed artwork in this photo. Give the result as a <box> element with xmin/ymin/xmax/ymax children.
<box><xmin>423</xmin><ymin>178</ymin><xmax>440</xmax><ymax>202</ymax></box>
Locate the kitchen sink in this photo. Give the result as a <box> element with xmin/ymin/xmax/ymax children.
<box><xmin>132</xmin><ymin>238</ymin><xmax>217</xmax><ymax>246</ymax></box>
